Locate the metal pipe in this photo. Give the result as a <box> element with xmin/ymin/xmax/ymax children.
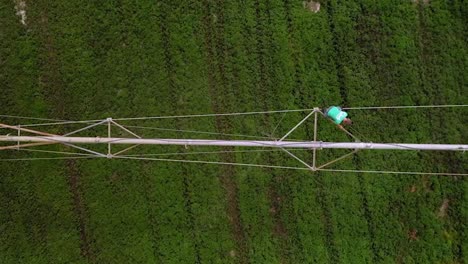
<box><xmin>312</xmin><ymin>110</ymin><xmax>318</xmax><ymax>168</ymax></box>
<box><xmin>0</xmin><ymin>136</ymin><xmax>466</xmax><ymax>151</ymax></box>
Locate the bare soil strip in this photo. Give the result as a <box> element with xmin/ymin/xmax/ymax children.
<box><xmin>66</xmin><ymin>160</ymin><xmax>96</xmax><ymax>262</ymax></box>
<box><xmin>304</xmin><ymin>122</ymin><xmax>340</xmax><ymax>262</ymax></box>
<box><xmin>33</xmin><ymin>6</ymin><xmax>95</xmax><ymax>261</ymax></box>
<box><xmin>35</xmin><ymin>9</ymin><xmax>65</xmax><ymax>118</ymax></box>
<box><xmin>159</xmin><ymin>4</ymin><xmax>201</xmax><ymax>261</ymax></box>
<box><xmin>253</xmin><ymin>1</ymin><xmax>292</xmax><ymax>262</ymax></box>
<box><xmin>181</xmin><ymin>165</ymin><xmax>202</xmax><ymax>264</ymax></box>
<box><xmin>140</xmin><ymin>162</ymin><xmax>162</xmax><ymax>262</ymax></box>
<box><xmin>356</xmin><ymin>172</ymin><xmax>379</xmax><ymax>263</ymax></box>
<box><xmin>202</xmin><ymin>2</ymin><xmax>248</xmax><ymax>262</ymax></box>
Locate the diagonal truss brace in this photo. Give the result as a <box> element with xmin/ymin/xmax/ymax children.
<box><xmin>108</xmin><ymin>118</ymin><xmax>142</xmax><ymax>157</ymax></box>
<box><xmin>281</xmin><ymin>147</ymin><xmax>316</xmax><ymax>171</ymax></box>
<box><xmin>277</xmin><ymin>108</ymin><xmax>360</xmax><ymax>171</ymax></box>
<box><xmin>0</xmin><ymin>121</ymin><xmax>107</xmax><ymax>157</ymax></box>
<box><xmin>279</xmin><ymin>109</ymin><xmax>317</xmax><ymax>142</ymax></box>
<box><xmin>4</xmin><ymin>109</ymin><xmax>461</xmax><ymax>171</ymax></box>
<box><xmin>0</xmin><ymin>119</ymin><xmax>142</xmax><ymax>159</ymax></box>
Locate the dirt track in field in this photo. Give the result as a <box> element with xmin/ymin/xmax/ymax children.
<box><xmin>202</xmin><ymin>1</ymin><xmax>248</xmax><ymax>262</ymax></box>
<box><xmin>34</xmin><ymin>5</ymin><xmax>95</xmax><ymax>260</ymax></box>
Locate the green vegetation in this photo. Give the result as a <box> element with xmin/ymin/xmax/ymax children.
<box><xmin>0</xmin><ymin>0</ymin><xmax>466</xmax><ymax>263</ymax></box>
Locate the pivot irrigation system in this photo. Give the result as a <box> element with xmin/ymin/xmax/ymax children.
<box><xmin>0</xmin><ymin>104</ymin><xmax>466</xmax><ymax>176</ymax></box>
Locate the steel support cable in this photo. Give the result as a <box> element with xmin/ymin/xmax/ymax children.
<box><xmin>319</xmin><ymin>110</ymin><xmax>362</xmax><ymax>142</ymax></box>
<box><xmin>0</xmin><ymin>114</ymin><xmax>68</xmax><ymax>122</ymax></box>
<box><xmin>113</xmin><ymin>104</ymin><xmax>468</xmax><ymax>121</ymax></box>
<box><xmin>2</xmin><ymin>150</ymin><xmax>465</xmax><ymax>176</ymax></box>
<box><xmin>122</xmin><ymin>125</ymin><xmax>271</xmax><ymax>140</ymax></box>
<box><xmin>113</xmin><ymin>155</ymin><xmax>308</xmax><ymax>171</ymax></box>
<box><xmin>0</xmin><ymin>156</ymin><xmax>100</xmax><ymax>161</ymax></box>
<box><xmin>5</xmin><ymin>104</ymin><xmax>467</xmax><ymax>128</ymax></box>
<box><xmin>2</xmin><ymin>154</ymin><xmax>464</xmax><ymax>176</ymax></box>
<box><xmin>349</xmin><ymin>127</ymin><xmax>464</xmax><ymax>151</ymax></box>
<box><xmin>343</xmin><ymin>126</ymin><xmax>466</xmax><ymax>174</ymax></box>
<box><xmin>347</xmin><ymin>126</ymin><xmax>371</xmax><ymax>142</ymax></box>
<box><xmin>112</xmin><ymin>109</ymin><xmax>315</xmax><ymax>121</ymax></box>
<box><xmin>318</xmin><ymin>168</ymin><xmax>468</xmax><ymax>177</ymax></box>
<box><xmin>122</xmin><ymin>148</ymin><xmax>312</xmax><ymax>158</ymax></box>
<box><xmin>16</xmin><ymin>122</ymin><xmax>272</xmax><ymax>141</ymax></box>
<box><xmin>111</xmin><ymin>155</ymin><xmax>467</xmax><ymax>176</ymax></box>
<box><xmin>347</xmin><ymin>126</ymin><xmax>452</xmax><ymax>151</ymax></box>
<box><xmin>110</xmin><ymin>120</ymin><xmax>141</xmax><ymax>139</ymax></box>
<box><xmin>316</xmin><ymin>149</ymin><xmax>359</xmax><ymax>170</ymax></box>
<box><xmin>0</xmin><ymin>114</ymin><xmax>102</xmax><ymax>127</ymax></box>
<box><xmin>323</xmin><ymin>119</ymin><xmax>431</xmax><ymax>154</ymax></box>
<box><xmin>3</xmin><ymin>104</ymin><xmax>467</xmax><ymax>126</ymax></box>
<box><xmin>342</xmin><ymin>104</ymin><xmax>468</xmax><ymax>110</ymax></box>
<box><xmin>270</xmin><ymin>112</ymin><xmax>288</xmax><ymax>139</ymax></box>
<box><xmin>18</xmin><ymin>148</ymin><xmax>95</xmax><ymax>157</ymax></box>
<box><xmin>345</xmin><ymin>115</ymin><xmax>458</xmax><ymax>151</ymax></box>
<box><xmin>21</xmin><ymin>134</ymin><xmax>107</xmax><ymax>157</ymax></box>
<box><xmin>280</xmin><ymin>147</ymin><xmax>315</xmax><ymax>171</ymax></box>
<box><xmin>0</xmin><ymin>142</ymin><xmax>54</xmax><ymax>151</ymax></box>
<box><xmin>113</xmin><ymin>145</ymin><xmax>140</xmax><ymax>156</ymax></box>
<box><xmin>20</xmin><ymin>119</ymin><xmax>104</xmax><ymax>128</ymax></box>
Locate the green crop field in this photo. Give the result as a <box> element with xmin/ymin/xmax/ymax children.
<box><xmin>1</xmin><ymin>0</ymin><xmax>467</xmax><ymax>263</ymax></box>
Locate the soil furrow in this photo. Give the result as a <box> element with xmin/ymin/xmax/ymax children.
<box><xmin>66</xmin><ymin>160</ymin><xmax>96</xmax><ymax>262</ymax></box>
<box><xmin>356</xmin><ymin>172</ymin><xmax>379</xmax><ymax>263</ymax></box>
<box><xmin>202</xmin><ymin>1</ymin><xmax>248</xmax><ymax>263</ymax></box>
<box><xmin>304</xmin><ymin>125</ymin><xmax>340</xmax><ymax>263</ymax></box>
<box><xmin>314</xmin><ymin>176</ymin><xmax>340</xmax><ymax>263</ymax></box>
<box><xmin>35</xmin><ymin>9</ymin><xmax>66</xmax><ymax>119</ymax></box>
<box><xmin>253</xmin><ymin>1</ymin><xmax>292</xmax><ymax>262</ymax></box>
<box><xmin>282</xmin><ymin>0</ymin><xmax>304</xmax><ymax>93</ymax></box>
<box><xmin>323</xmin><ymin>1</ymin><xmax>348</xmax><ymax>105</ymax></box>
<box><xmin>33</xmin><ymin>5</ymin><xmax>95</xmax><ymax>260</ymax></box>
<box><xmin>140</xmin><ymin>162</ymin><xmax>162</xmax><ymax>262</ymax></box>
<box><xmin>181</xmin><ymin>165</ymin><xmax>202</xmax><ymax>264</ymax></box>
<box><xmin>159</xmin><ymin>2</ymin><xmax>201</xmax><ymax>261</ymax></box>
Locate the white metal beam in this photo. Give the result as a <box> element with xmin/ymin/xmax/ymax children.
<box><xmin>0</xmin><ymin>136</ymin><xmax>466</xmax><ymax>151</ymax></box>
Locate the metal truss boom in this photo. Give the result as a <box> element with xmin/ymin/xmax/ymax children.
<box><xmin>0</xmin><ymin>136</ymin><xmax>466</xmax><ymax>151</ymax></box>
<box><xmin>0</xmin><ymin>113</ymin><xmax>466</xmax><ymax>173</ymax></box>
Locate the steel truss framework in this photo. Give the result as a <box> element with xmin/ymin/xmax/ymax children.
<box><xmin>0</xmin><ymin>108</ymin><xmax>466</xmax><ymax>173</ymax></box>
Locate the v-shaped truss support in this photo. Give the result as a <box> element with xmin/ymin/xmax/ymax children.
<box><xmin>0</xmin><ymin>122</ymin><xmax>107</xmax><ymax>157</ymax></box>
<box><xmin>0</xmin><ymin>118</ymin><xmax>142</xmax><ymax>159</ymax></box>
<box><xmin>278</xmin><ymin>107</ymin><xmax>360</xmax><ymax>171</ymax></box>
<box><xmin>106</xmin><ymin>118</ymin><xmax>142</xmax><ymax>157</ymax></box>
<box><xmin>0</xmin><ymin>112</ymin><xmax>465</xmax><ymax>167</ymax></box>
